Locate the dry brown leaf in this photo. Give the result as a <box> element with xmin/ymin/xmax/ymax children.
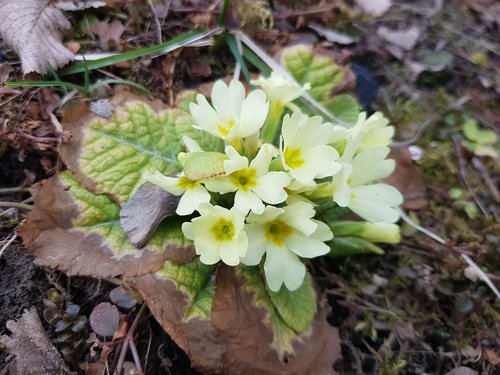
<box><xmin>384</xmin><ymin>147</ymin><xmax>427</xmax><ymax>210</ymax></box>
<box><xmin>0</xmin><ymin>0</ymin><xmax>74</xmax><ymax>74</ymax></box>
<box><xmin>19</xmin><ymin>175</ymin><xmax>193</xmax><ymax>278</ymax></box>
<box><xmin>0</xmin><ymin>308</ymin><xmax>74</xmax><ymax>375</ymax></box>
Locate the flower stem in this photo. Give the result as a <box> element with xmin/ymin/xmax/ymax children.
<box><xmin>261</xmin><ymin>101</ymin><xmax>284</xmax><ymax>144</ymax></box>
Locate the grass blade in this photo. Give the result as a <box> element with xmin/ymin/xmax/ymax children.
<box><xmin>59</xmin><ymin>28</ymin><xmax>223</xmax><ymax>76</ymax></box>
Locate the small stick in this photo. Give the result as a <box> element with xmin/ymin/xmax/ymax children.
<box><xmin>452</xmin><ymin>136</ymin><xmax>489</xmax><ymax>217</ymax></box>
<box><xmin>471</xmin><ymin>156</ymin><xmax>500</xmax><ymax>202</ymax></box>
<box><xmin>114</xmin><ymin>303</ymin><xmax>147</xmax><ymax>375</ymax></box>
<box><xmin>0</xmin><ymin>186</ymin><xmax>30</xmax><ymax>194</ymax></box>
<box><xmin>0</xmin><ymin>201</ymin><xmax>33</xmax><ymax>210</ymax></box>
<box><xmin>148</xmin><ymin>0</ymin><xmax>163</xmax><ymax>44</ymax></box>
<box><xmin>397</xmin><ymin>207</ymin><xmax>500</xmax><ymax>300</ymax></box>
<box><xmin>0</xmin><ymin>231</ymin><xmax>17</xmax><ymax>258</ymax></box>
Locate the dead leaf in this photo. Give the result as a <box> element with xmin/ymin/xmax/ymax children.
<box><xmin>120</xmin><ymin>182</ymin><xmax>181</xmax><ymax>248</ymax></box>
<box><xmin>210</xmin><ymin>266</ymin><xmax>341</xmax><ymax>375</ymax></box>
<box><xmin>444</xmin><ymin>367</ymin><xmax>478</xmax><ymax>375</ymax></box>
<box><xmin>464</xmin><ymin>0</ymin><xmax>500</xmax><ymax>28</ymax></box>
<box><xmin>355</xmin><ymin>0</ymin><xmax>392</xmax><ymax>17</ymax></box>
<box><xmin>90</xmin><ymin>302</ymin><xmax>120</xmax><ymax>337</ymax></box>
<box><xmin>0</xmin><ymin>308</ymin><xmax>74</xmax><ymax>375</ymax></box>
<box><xmin>384</xmin><ymin>147</ymin><xmax>427</xmax><ymax>210</ymax></box>
<box><xmin>89</xmin><ymin>20</ymin><xmax>126</xmax><ymax>51</ymax></box>
<box><xmin>377</xmin><ymin>26</ymin><xmax>420</xmax><ymax>51</ymax></box>
<box><xmin>483</xmin><ymin>348</ymin><xmax>500</xmax><ymax>365</ymax></box>
<box><xmin>0</xmin><ymin>0</ymin><xmax>74</xmax><ymax>74</ymax></box>
<box><xmin>0</xmin><ymin>62</ymin><xmax>13</xmax><ymax>85</ymax></box>
<box><xmin>308</xmin><ymin>23</ymin><xmax>356</xmax><ymax>45</ymax></box>
<box><xmin>18</xmin><ymin>175</ymin><xmax>191</xmax><ymax>278</ymax></box>
<box><xmin>55</xmin><ymin>0</ymin><xmax>107</xmax><ymax>11</ymax></box>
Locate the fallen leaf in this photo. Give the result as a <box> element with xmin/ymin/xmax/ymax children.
<box><xmin>383</xmin><ymin>147</ymin><xmax>427</xmax><ymax>210</ymax></box>
<box><xmin>89</xmin><ymin>20</ymin><xmax>126</xmax><ymax>51</ymax></box>
<box><xmin>355</xmin><ymin>0</ymin><xmax>392</xmax><ymax>17</ymax></box>
<box><xmin>377</xmin><ymin>26</ymin><xmax>420</xmax><ymax>51</ymax></box>
<box><xmin>444</xmin><ymin>366</ymin><xmax>478</xmax><ymax>375</ymax></box>
<box><xmin>0</xmin><ymin>0</ymin><xmax>74</xmax><ymax>74</ymax></box>
<box><xmin>308</xmin><ymin>23</ymin><xmax>356</xmax><ymax>45</ymax></box>
<box><xmin>0</xmin><ymin>308</ymin><xmax>74</xmax><ymax>375</ymax></box>
<box><xmin>55</xmin><ymin>0</ymin><xmax>107</xmax><ymax>11</ymax></box>
<box><xmin>464</xmin><ymin>0</ymin><xmax>500</xmax><ymax>28</ymax></box>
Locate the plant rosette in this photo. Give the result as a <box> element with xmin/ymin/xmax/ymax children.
<box><xmin>20</xmin><ymin>46</ymin><xmax>403</xmax><ymax>375</ymax></box>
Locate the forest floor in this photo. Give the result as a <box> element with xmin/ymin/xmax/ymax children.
<box><xmin>0</xmin><ymin>1</ymin><xmax>499</xmax><ymax>374</ymax></box>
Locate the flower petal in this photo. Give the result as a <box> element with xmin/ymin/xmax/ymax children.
<box><xmin>349</xmin><ymin>184</ymin><xmax>403</xmax><ymax>223</ymax></box>
<box><xmin>280</xmin><ymin>201</ymin><xmax>317</xmax><ymax>236</ymax></box>
<box><xmin>144</xmin><ymin>172</ymin><xmax>185</xmax><ymax>196</ymax></box>
<box><xmin>219</xmin><ymin>231</ymin><xmax>247</xmax><ymax>266</ymax></box>
<box><xmin>176</xmin><ymin>185</ymin><xmax>211</xmax><ymax>215</ymax></box>
<box><xmin>264</xmin><ymin>244</ymin><xmax>305</xmax><ymax>291</ymax></box>
<box><xmin>234</xmin><ymin>189</ymin><xmax>264</xmax><ymax>215</ymax></box>
<box><xmin>252</xmin><ymin>172</ymin><xmax>289</xmax><ymax>204</ymax></box>
<box><xmin>285</xmin><ymin>230</ymin><xmax>330</xmax><ymax>258</ymax></box>
<box><xmin>239</xmin><ymin>89</ymin><xmax>269</xmax><ymax>137</ymax></box>
<box><xmin>241</xmin><ymin>223</ymin><xmax>267</xmax><ymax>265</ymax></box>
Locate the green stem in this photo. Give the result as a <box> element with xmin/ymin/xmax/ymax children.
<box><xmin>261</xmin><ymin>101</ymin><xmax>285</xmax><ymax>144</ymax></box>
<box><xmin>218</xmin><ymin>0</ymin><xmax>230</xmax><ymax>26</ymax></box>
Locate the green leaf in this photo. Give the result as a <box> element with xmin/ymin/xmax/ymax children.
<box><xmin>156</xmin><ymin>259</ymin><xmax>216</xmax><ymax>320</ymax></box>
<box><xmin>268</xmin><ymin>272</ymin><xmax>316</xmax><ymax>332</ymax></box>
<box><xmin>462</xmin><ymin>117</ymin><xmax>497</xmax><ymax>145</ymax></box>
<box><xmin>327</xmin><ymin>94</ymin><xmax>360</xmax><ymax>124</ymax></box>
<box><xmin>282</xmin><ymin>45</ymin><xmax>360</xmax><ymax>124</ymax></box>
<box><xmin>79</xmin><ymin>98</ymin><xmax>221</xmax><ymax>204</ymax></box>
<box><xmin>328</xmin><ymin>236</ymin><xmax>385</xmax><ymax>257</ymax></box>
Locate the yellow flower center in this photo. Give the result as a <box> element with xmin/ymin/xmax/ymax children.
<box><xmin>217</xmin><ymin>119</ymin><xmax>236</xmax><ymax>137</ymax></box>
<box><xmin>178</xmin><ymin>176</ymin><xmax>199</xmax><ymax>190</ymax></box>
<box><xmin>229</xmin><ymin>168</ymin><xmax>257</xmax><ymax>191</ymax></box>
<box><xmin>265</xmin><ymin>219</ymin><xmax>294</xmax><ymax>247</ymax></box>
<box><xmin>283</xmin><ymin>147</ymin><xmax>304</xmax><ymax>168</ymax></box>
<box><xmin>211</xmin><ymin>218</ymin><xmax>235</xmax><ymax>241</ymax></box>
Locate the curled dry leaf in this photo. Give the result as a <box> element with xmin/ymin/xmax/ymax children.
<box><xmin>0</xmin><ymin>308</ymin><xmax>74</xmax><ymax>375</ymax></box>
<box><xmin>0</xmin><ymin>0</ymin><xmax>74</xmax><ymax>74</ymax></box>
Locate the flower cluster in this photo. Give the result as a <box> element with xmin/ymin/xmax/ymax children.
<box><xmin>145</xmin><ymin>75</ymin><xmax>403</xmax><ymax>292</ymax></box>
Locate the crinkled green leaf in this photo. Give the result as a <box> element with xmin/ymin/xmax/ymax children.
<box><xmin>79</xmin><ymin>96</ymin><xmax>222</xmax><ymax>204</ymax></box>
<box><xmin>239</xmin><ymin>266</ymin><xmax>316</xmax><ymax>355</ymax></box>
<box><xmin>61</xmin><ymin>171</ymin><xmax>187</xmax><ymax>257</ymax></box>
<box><xmin>327</xmin><ymin>94</ymin><xmax>360</xmax><ymax>124</ymax></box>
<box><xmin>328</xmin><ymin>236</ymin><xmax>385</xmax><ymax>257</ymax></box>
<box><xmin>156</xmin><ymin>259</ymin><xmax>215</xmax><ymax>320</ymax></box>
<box><xmin>268</xmin><ymin>272</ymin><xmax>316</xmax><ymax>332</ymax></box>
<box><xmin>282</xmin><ymin>45</ymin><xmax>360</xmax><ymax>124</ymax></box>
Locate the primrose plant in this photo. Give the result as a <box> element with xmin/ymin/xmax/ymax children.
<box><xmin>144</xmin><ymin>72</ymin><xmax>403</xmax><ymax>292</ymax></box>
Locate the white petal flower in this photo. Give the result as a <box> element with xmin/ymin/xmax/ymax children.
<box><xmin>189</xmin><ymin>80</ymin><xmax>269</xmax><ymax>141</ymax></box>
<box><xmin>205</xmin><ymin>144</ymin><xmax>290</xmax><ymax>215</ymax></box>
<box><xmin>144</xmin><ymin>171</ymin><xmax>210</xmax><ymax>216</ymax></box>
<box><xmin>182</xmin><ymin>203</ymin><xmax>247</xmax><ymax>266</ymax></box>
<box><xmin>360</xmin><ymin>112</ymin><xmax>395</xmax><ymax>150</ymax></box>
<box><xmin>349</xmin><ymin>146</ymin><xmax>395</xmax><ymax>185</ymax></box>
<box><xmin>242</xmin><ymin>202</ymin><xmax>333</xmax><ymax>291</ymax></box>
<box><xmin>280</xmin><ymin>111</ymin><xmax>341</xmax><ymax>184</ymax></box>
<box><xmin>251</xmin><ymin>72</ymin><xmax>310</xmax><ymax>105</ymax></box>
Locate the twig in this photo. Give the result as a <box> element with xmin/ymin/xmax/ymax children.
<box><xmin>148</xmin><ymin>0</ymin><xmax>163</xmax><ymax>44</ymax></box>
<box><xmin>452</xmin><ymin>136</ymin><xmax>490</xmax><ymax>217</ymax></box>
<box><xmin>471</xmin><ymin>156</ymin><xmax>500</xmax><ymax>202</ymax></box>
<box><xmin>397</xmin><ymin>207</ymin><xmax>500</xmax><ymax>300</ymax></box>
<box><xmin>0</xmin><ymin>231</ymin><xmax>17</xmax><ymax>258</ymax></box>
<box><xmin>0</xmin><ymin>201</ymin><xmax>33</xmax><ymax>210</ymax></box>
<box><xmin>0</xmin><ymin>186</ymin><xmax>30</xmax><ymax>194</ymax></box>
<box><xmin>392</xmin><ymin>113</ymin><xmax>442</xmax><ymax>147</ymax></box>
<box><xmin>114</xmin><ymin>303</ymin><xmax>147</xmax><ymax>375</ymax></box>
<box><xmin>233</xmin><ymin>33</ymin><xmax>243</xmax><ymax>81</ymax></box>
